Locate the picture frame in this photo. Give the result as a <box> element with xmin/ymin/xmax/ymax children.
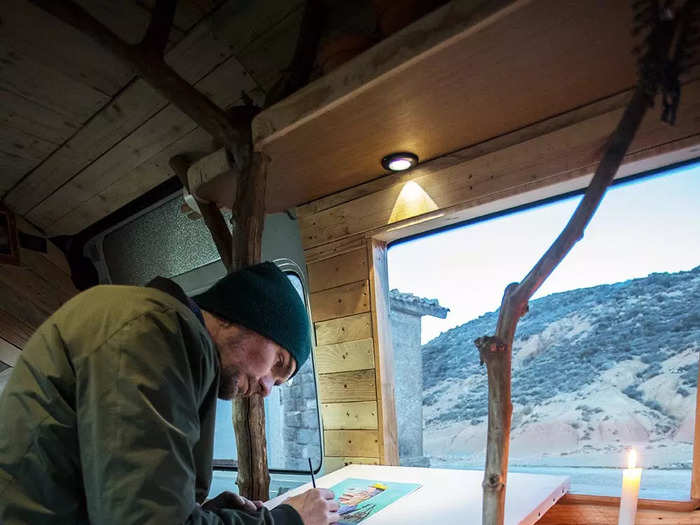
<box><xmin>0</xmin><ymin>205</ymin><xmax>20</xmax><ymax>265</ymax></box>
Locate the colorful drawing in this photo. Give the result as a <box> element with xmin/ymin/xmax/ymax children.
<box><xmin>328</xmin><ymin>478</ymin><xmax>421</xmax><ymax>524</ymax></box>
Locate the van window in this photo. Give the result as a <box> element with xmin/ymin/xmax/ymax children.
<box><xmin>387</xmin><ymin>162</ymin><xmax>700</xmax><ymax>500</ymax></box>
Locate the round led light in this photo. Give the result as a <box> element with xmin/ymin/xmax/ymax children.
<box><xmin>381</xmin><ymin>152</ymin><xmax>418</xmax><ymax>172</ymax></box>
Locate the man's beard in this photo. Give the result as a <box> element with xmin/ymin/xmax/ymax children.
<box><xmin>218</xmin><ymin>366</ymin><xmax>240</xmax><ymax>400</ymax></box>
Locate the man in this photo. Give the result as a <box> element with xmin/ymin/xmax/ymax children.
<box><xmin>0</xmin><ymin>262</ymin><xmax>340</xmax><ymax>524</ymax></box>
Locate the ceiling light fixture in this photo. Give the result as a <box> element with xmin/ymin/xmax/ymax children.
<box><xmin>381</xmin><ymin>152</ymin><xmax>418</xmax><ymax>172</ymax></box>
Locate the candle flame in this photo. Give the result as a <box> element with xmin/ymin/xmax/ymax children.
<box><xmin>627</xmin><ymin>448</ymin><xmax>637</xmax><ymax>469</ymax></box>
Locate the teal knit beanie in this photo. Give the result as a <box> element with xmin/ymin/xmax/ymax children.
<box><xmin>193</xmin><ymin>262</ymin><xmax>311</xmax><ymax>376</ymax></box>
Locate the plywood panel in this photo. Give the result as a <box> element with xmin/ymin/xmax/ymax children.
<box><xmin>323</xmin><ymin>456</ymin><xmax>379</xmax><ymax>473</ymax></box>
<box><xmin>314</xmin><ymin>312</ymin><xmax>372</xmax><ymax>346</ymax></box>
<box><xmin>321</xmin><ymin>401</ymin><xmax>378</xmax><ymax>430</ymax></box>
<box><xmin>324</xmin><ymin>430</ymin><xmax>379</xmax><ymax>457</ymax></box>
<box><xmin>318</xmin><ymin>369</ymin><xmax>376</xmax><ymax>403</ymax></box>
<box><xmin>299</xmin><ymin>78</ymin><xmax>700</xmax><ymax>248</ymax></box>
<box><xmin>316</xmin><ymin>338</ymin><xmax>375</xmax><ymax>374</ymax></box>
<box><xmin>308</xmin><ymin>248</ymin><xmax>368</xmax><ymax>293</ymax></box>
<box><xmin>310</xmin><ymin>281</ymin><xmax>370</xmax><ymax>323</ymax></box>
<box><xmin>255</xmin><ymin>0</ymin><xmax>639</xmax><ymax>212</ymax></box>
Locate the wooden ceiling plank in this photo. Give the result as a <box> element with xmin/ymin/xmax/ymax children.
<box><xmin>136</xmin><ymin>0</ymin><xmax>225</xmax><ymax>33</ymax></box>
<box><xmin>1</xmin><ymin>0</ymin><xmax>134</xmax><ymax>96</ymax></box>
<box><xmin>0</xmin><ymin>125</ymin><xmax>59</xmax><ymax>163</ymax></box>
<box><xmin>0</xmin><ymin>45</ymin><xmax>110</xmax><ymax>124</ymax></box>
<box><xmin>30</xmin><ymin>55</ymin><xmax>257</xmax><ymax>233</ymax></box>
<box><xmin>0</xmin><ymin>152</ymin><xmax>37</xmax><ymax>193</ymax></box>
<box><xmin>0</xmin><ymin>89</ymin><xmax>79</xmax><ymax>146</ymax></box>
<box><xmin>3</xmin><ymin>2</ymin><xmax>248</xmax><ymax>217</ymax></box>
<box><xmin>51</xmin><ymin>126</ymin><xmax>215</xmax><ymax>235</ymax></box>
<box><xmin>27</xmin><ymin>105</ymin><xmax>199</xmax><ymax>229</ymax></box>
<box><xmin>234</xmin><ymin>4</ymin><xmax>305</xmax><ymax>92</ymax></box>
<box><xmin>72</xmin><ymin>0</ymin><xmax>184</xmax><ymax>46</ymax></box>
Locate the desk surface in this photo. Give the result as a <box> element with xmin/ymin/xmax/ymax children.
<box><xmin>266</xmin><ymin>464</ymin><xmax>570</xmax><ymax>525</ymax></box>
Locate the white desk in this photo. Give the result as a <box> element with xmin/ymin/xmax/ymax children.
<box><xmin>266</xmin><ymin>464</ymin><xmax>570</xmax><ymax>525</ymax></box>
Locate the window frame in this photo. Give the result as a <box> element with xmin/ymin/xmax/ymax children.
<box><xmin>211</xmin><ymin>258</ymin><xmax>325</xmax><ymax>476</ymax></box>
<box><xmin>381</xmin><ymin>159</ymin><xmax>700</xmax><ymax>505</ymax></box>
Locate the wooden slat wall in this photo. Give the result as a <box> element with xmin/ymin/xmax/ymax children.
<box><xmin>298</xmin><ymin>67</ymin><xmax>700</xmax><ymax>515</ymax></box>
<box><xmin>308</xmin><ymin>248</ymin><xmax>398</xmax><ymax>471</ymax></box>
<box><xmin>0</xmin><ymin>216</ymin><xmax>77</xmax><ymax>370</ymax></box>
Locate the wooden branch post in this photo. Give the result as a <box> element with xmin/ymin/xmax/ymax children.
<box><xmin>474</xmin><ymin>6</ymin><xmax>686</xmax><ymax>523</ymax></box>
<box><xmin>169</xmin><ymin>155</ymin><xmax>234</xmax><ymax>271</ymax></box>
<box><xmin>232</xmin><ymin>153</ymin><xmax>270</xmax><ymax>500</ymax></box>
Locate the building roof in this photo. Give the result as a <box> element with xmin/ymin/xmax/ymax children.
<box><xmin>389</xmin><ymin>289</ymin><xmax>449</xmax><ymax>319</ymax></box>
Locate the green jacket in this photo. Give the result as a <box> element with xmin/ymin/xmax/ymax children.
<box><xmin>0</xmin><ymin>283</ymin><xmax>302</xmax><ymax>525</ymax></box>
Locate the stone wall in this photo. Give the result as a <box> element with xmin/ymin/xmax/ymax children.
<box><xmin>279</xmin><ymin>359</ymin><xmax>322</xmax><ymax>470</ymax></box>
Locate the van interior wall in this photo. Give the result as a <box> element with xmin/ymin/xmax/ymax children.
<box><xmin>0</xmin><ymin>215</ymin><xmax>77</xmax><ymax>389</ymax></box>
<box><xmin>297</xmin><ymin>97</ymin><xmax>700</xmax><ymax>520</ymax></box>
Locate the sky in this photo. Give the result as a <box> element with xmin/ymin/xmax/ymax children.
<box><xmin>388</xmin><ymin>162</ymin><xmax>700</xmax><ymax>344</ymax></box>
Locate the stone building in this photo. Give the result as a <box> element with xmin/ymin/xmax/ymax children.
<box><xmin>389</xmin><ymin>290</ymin><xmax>448</xmax><ymax>464</ymax></box>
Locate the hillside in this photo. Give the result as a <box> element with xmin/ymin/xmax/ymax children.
<box><xmin>421</xmin><ymin>266</ymin><xmax>700</xmax><ymax>468</ymax></box>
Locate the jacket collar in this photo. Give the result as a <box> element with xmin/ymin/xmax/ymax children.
<box><xmin>146</xmin><ymin>276</ymin><xmax>205</xmax><ymax>327</ymax></box>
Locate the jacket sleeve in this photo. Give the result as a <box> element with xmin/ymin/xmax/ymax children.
<box><xmin>74</xmin><ymin>309</ymin><xmax>302</xmax><ymax>525</ymax></box>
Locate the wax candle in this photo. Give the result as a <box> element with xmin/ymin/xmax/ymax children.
<box><xmin>617</xmin><ymin>449</ymin><xmax>642</xmax><ymax>525</ymax></box>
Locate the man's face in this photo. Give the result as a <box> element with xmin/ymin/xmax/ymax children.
<box><xmin>212</xmin><ymin>322</ymin><xmax>296</xmax><ymax>400</ymax></box>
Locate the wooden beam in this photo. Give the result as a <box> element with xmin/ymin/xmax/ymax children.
<box><xmin>232</xmin><ymin>152</ymin><xmax>270</xmax><ymax>501</ymax></box>
<box><xmin>27</xmin><ymin>0</ymin><xmax>252</xmax><ymax>170</ymax></box>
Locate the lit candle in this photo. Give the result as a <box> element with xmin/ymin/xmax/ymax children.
<box><xmin>617</xmin><ymin>449</ymin><xmax>642</xmax><ymax>525</ymax></box>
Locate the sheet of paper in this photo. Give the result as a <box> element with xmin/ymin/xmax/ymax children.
<box><xmin>328</xmin><ymin>478</ymin><xmax>421</xmax><ymax>524</ymax></box>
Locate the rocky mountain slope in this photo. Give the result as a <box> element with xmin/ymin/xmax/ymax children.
<box><xmin>421</xmin><ymin>266</ymin><xmax>700</xmax><ymax>468</ymax></box>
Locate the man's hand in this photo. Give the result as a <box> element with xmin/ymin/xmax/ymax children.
<box><xmin>284</xmin><ymin>488</ymin><xmax>340</xmax><ymax>525</ymax></box>
<box><xmin>202</xmin><ymin>491</ymin><xmax>263</xmax><ymax>514</ymax></box>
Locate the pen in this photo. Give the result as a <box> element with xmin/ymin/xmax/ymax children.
<box><xmin>308</xmin><ymin>457</ymin><xmax>316</xmax><ymax>488</ymax></box>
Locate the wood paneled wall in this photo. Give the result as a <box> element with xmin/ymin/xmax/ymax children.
<box><xmin>0</xmin><ymin>216</ymin><xmax>77</xmax><ymax>370</ymax></box>
<box><xmin>307</xmin><ymin>246</ymin><xmax>398</xmax><ymax>471</ymax></box>
<box><xmin>298</xmin><ymin>66</ymin><xmax>700</xmax><ymax>519</ymax></box>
